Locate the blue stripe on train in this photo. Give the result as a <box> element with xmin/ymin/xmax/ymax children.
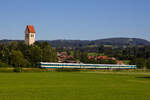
<box><xmin>41</xmin><ymin>67</ymin><xmax>136</xmax><ymax>69</ymax></box>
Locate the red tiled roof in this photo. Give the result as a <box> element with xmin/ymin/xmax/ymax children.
<box><xmin>117</xmin><ymin>61</ymin><xmax>123</xmax><ymax>65</ymax></box>
<box><xmin>27</xmin><ymin>25</ymin><xmax>36</xmax><ymax>33</ymax></box>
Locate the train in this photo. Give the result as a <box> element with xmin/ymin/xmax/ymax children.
<box><xmin>39</xmin><ymin>62</ymin><xmax>136</xmax><ymax>69</ymax></box>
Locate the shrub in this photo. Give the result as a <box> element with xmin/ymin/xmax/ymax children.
<box><xmin>0</xmin><ymin>61</ymin><xmax>11</xmax><ymax>67</ymax></box>
<box><xmin>13</xmin><ymin>67</ymin><xmax>22</xmax><ymax>72</ymax></box>
<box><xmin>0</xmin><ymin>68</ymin><xmax>14</xmax><ymax>73</ymax></box>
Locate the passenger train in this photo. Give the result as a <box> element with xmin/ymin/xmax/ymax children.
<box><xmin>39</xmin><ymin>62</ymin><xmax>136</xmax><ymax>69</ymax></box>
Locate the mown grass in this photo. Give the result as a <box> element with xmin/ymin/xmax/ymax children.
<box><xmin>0</xmin><ymin>72</ymin><xmax>150</xmax><ymax>100</ymax></box>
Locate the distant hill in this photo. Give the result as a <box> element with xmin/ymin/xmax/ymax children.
<box><xmin>0</xmin><ymin>39</ymin><xmax>22</xmax><ymax>44</ymax></box>
<box><xmin>94</xmin><ymin>38</ymin><xmax>150</xmax><ymax>46</ymax></box>
<box><xmin>44</xmin><ymin>38</ymin><xmax>150</xmax><ymax>48</ymax></box>
<box><xmin>0</xmin><ymin>38</ymin><xmax>150</xmax><ymax>48</ymax></box>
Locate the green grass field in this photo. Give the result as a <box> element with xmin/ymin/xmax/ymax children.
<box><xmin>0</xmin><ymin>72</ymin><xmax>150</xmax><ymax>100</ymax></box>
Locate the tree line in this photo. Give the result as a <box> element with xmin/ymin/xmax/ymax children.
<box><xmin>0</xmin><ymin>41</ymin><xmax>57</xmax><ymax>68</ymax></box>
<box><xmin>0</xmin><ymin>41</ymin><xmax>150</xmax><ymax>69</ymax></box>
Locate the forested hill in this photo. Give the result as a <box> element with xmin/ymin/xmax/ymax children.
<box><xmin>0</xmin><ymin>38</ymin><xmax>150</xmax><ymax>48</ymax></box>
<box><xmin>94</xmin><ymin>38</ymin><xmax>150</xmax><ymax>46</ymax></box>
<box><xmin>42</xmin><ymin>38</ymin><xmax>150</xmax><ymax>48</ymax></box>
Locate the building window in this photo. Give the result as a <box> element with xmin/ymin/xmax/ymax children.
<box><xmin>31</xmin><ymin>35</ymin><xmax>34</xmax><ymax>37</ymax></box>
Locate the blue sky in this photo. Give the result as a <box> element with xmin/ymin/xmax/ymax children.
<box><xmin>0</xmin><ymin>0</ymin><xmax>150</xmax><ymax>40</ymax></box>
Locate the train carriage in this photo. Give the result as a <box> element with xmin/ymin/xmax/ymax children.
<box><xmin>39</xmin><ymin>62</ymin><xmax>136</xmax><ymax>69</ymax></box>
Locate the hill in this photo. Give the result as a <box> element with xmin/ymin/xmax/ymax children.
<box><xmin>44</xmin><ymin>38</ymin><xmax>150</xmax><ymax>48</ymax></box>
<box><xmin>94</xmin><ymin>38</ymin><xmax>150</xmax><ymax>46</ymax></box>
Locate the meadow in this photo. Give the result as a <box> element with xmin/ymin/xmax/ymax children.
<box><xmin>0</xmin><ymin>72</ymin><xmax>150</xmax><ymax>100</ymax></box>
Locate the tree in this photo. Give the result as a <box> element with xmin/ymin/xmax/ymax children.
<box><xmin>9</xmin><ymin>41</ymin><xmax>18</xmax><ymax>50</ymax></box>
<box><xmin>107</xmin><ymin>59</ymin><xmax>117</xmax><ymax>64</ymax></box>
<box><xmin>98</xmin><ymin>45</ymin><xmax>104</xmax><ymax>53</ymax></box>
<box><xmin>80</xmin><ymin>52</ymin><xmax>88</xmax><ymax>63</ymax></box>
<box><xmin>0</xmin><ymin>44</ymin><xmax>10</xmax><ymax>64</ymax></box>
<box><xmin>0</xmin><ymin>60</ymin><xmax>11</xmax><ymax>67</ymax></box>
<box><xmin>66</xmin><ymin>50</ymin><xmax>71</xmax><ymax>55</ymax></box>
<box><xmin>29</xmin><ymin>46</ymin><xmax>42</xmax><ymax>67</ymax></box>
<box><xmin>130</xmin><ymin>58</ymin><xmax>146</xmax><ymax>69</ymax></box>
<box><xmin>35</xmin><ymin>41</ymin><xmax>49</xmax><ymax>49</ymax></box>
<box><xmin>98</xmin><ymin>59</ymin><xmax>108</xmax><ymax>64</ymax></box>
<box><xmin>17</xmin><ymin>41</ymin><xmax>28</xmax><ymax>53</ymax></box>
<box><xmin>73</xmin><ymin>50</ymin><xmax>81</xmax><ymax>60</ymax></box>
<box><xmin>42</xmin><ymin>45</ymin><xmax>57</xmax><ymax>62</ymax></box>
<box><xmin>9</xmin><ymin>50</ymin><xmax>25</xmax><ymax>67</ymax></box>
<box><xmin>146</xmin><ymin>58</ymin><xmax>150</xmax><ymax>69</ymax></box>
<box><xmin>88</xmin><ymin>58</ymin><xmax>97</xmax><ymax>64</ymax></box>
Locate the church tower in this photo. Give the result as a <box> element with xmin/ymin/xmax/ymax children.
<box><xmin>25</xmin><ymin>25</ymin><xmax>36</xmax><ymax>45</ymax></box>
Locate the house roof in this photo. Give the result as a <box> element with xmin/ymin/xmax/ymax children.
<box><xmin>26</xmin><ymin>25</ymin><xmax>36</xmax><ymax>33</ymax></box>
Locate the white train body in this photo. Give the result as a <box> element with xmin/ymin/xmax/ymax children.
<box><xmin>39</xmin><ymin>62</ymin><xmax>136</xmax><ymax>69</ymax></box>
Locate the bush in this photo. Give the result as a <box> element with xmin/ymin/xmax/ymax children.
<box><xmin>13</xmin><ymin>67</ymin><xmax>22</xmax><ymax>72</ymax></box>
<box><xmin>0</xmin><ymin>61</ymin><xmax>11</xmax><ymax>67</ymax></box>
<box><xmin>130</xmin><ymin>58</ymin><xmax>146</xmax><ymax>69</ymax></box>
<box><xmin>146</xmin><ymin>58</ymin><xmax>150</xmax><ymax>69</ymax></box>
<box><xmin>0</xmin><ymin>68</ymin><xmax>14</xmax><ymax>73</ymax></box>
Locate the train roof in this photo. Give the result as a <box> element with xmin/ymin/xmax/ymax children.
<box><xmin>39</xmin><ymin>62</ymin><xmax>136</xmax><ymax>66</ymax></box>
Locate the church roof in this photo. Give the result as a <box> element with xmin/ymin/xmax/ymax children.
<box><xmin>26</xmin><ymin>25</ymin><xmax>36</xmax><ymax>33</ymax></box>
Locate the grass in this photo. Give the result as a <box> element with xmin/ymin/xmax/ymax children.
<box><xmin>88</xmin><ymin>52</ymin><xmax>104</xmax><ymax>56</ymax></box>
<box><xmin>0</xmin><ymin>72</ymin><xmax>150</xmax><ymax>100</ymax></box>
<box><xmin>87</xmin><ymin>45</ymin><xmax>98</xmax><ymax>47</ymax></box>
<box><xmin>104</xmin><ymin>45</ymin><xmax>113</xmax><ymax>47</ymax></box>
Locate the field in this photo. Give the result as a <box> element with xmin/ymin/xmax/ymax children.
<box><xmin>0</xmin><ymin>72</ymin><xmax>150</xmax><ymax>100</ymax></box>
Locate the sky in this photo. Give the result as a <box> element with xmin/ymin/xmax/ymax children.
<box><xmin>0</xmin><ymin>0</ymin><xmax>150</xmax><ymax>40</ymax></box>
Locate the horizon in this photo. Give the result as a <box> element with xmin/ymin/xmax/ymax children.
<box><xmin>0</xmin><ymin>37</ymin><xmax>150</xmax><ymax>42</ymax></box>
<box><xmin>0</xmin><ymin>0</ymin><xmax>150</xmax><ymax>40</ymax></box>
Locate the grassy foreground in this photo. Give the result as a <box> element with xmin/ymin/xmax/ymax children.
<box><xmin>0</xmin><ymin>72</ymin><xmax>150</xmax><ymax>100</ymax></box>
